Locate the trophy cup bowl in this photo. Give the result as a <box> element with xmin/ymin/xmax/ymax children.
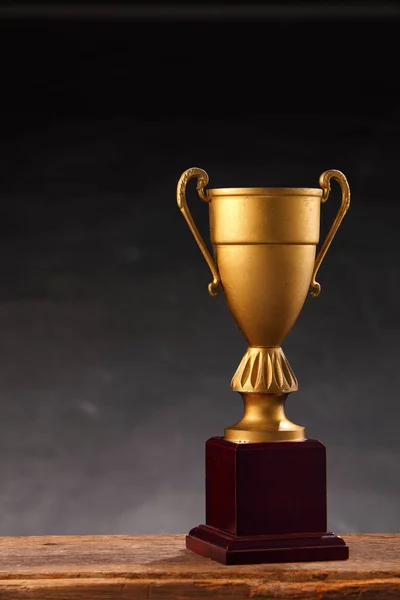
<box><xmin>177</xmin><ymin>167</ymin><xmax>350</xmax><ymax>564</ymax></box>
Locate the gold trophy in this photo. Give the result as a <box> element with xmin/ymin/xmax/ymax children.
<box><xmin>177</xmin><ymin>168</ymin><xmax>350</xmax><ymax>565</ymax></box>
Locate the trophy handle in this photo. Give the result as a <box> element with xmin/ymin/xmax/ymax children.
<box><xmin>310</xmin><ymin>169</ymin><xmax>350</xmax><ymax>298</ymax></box>
<box><xmin>177</xmin><ymin>167</ymin><xmax>221</xmax><ymax>296</ymax></box>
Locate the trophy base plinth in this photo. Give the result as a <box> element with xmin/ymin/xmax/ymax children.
<box><xmin>186</xmin><ymin>436</ymin><xmax>349</xmax><ymax>565</ymax></box>
<box><xmin>186</xmin><ymin>525</ymin><xmax>349</xmax><ymax>565</ymax></box>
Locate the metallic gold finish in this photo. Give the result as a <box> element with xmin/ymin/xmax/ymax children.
<box><xmin>310</xmin><ymin>170</ymin><xmax>351</xmax><ymax>297</ymax></box>
<box><xmin>177</xmin><ymin>167</ymin><xmax>221</xmax><ymax>296</ymax></box>
<box><xmin>176</xmin><ymin>167</ymin><xmax>350</xmax><ymax>442</ymax></box>
<box><xmin>224</xmin><ymin>393</ymin><xmax>305</xmax><ymax>443</ymax></box>
<box><xmin>231</xmin><ymin>347</ymin><xmax>298</xmax><ymax>395</ymax></box>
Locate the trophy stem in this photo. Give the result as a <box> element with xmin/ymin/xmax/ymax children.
<box><xmin>224</xmin><ymin>392</ymin><xmax>305</xmax><ymax>443</ymax></box>
<box><xmin>231</xmin><ymin>346</ymin><xmax>298</xmax><ymax>394</ymax></box>
<box><xmin>227</xmin><ymin>346</ymin><xmax>305</xmax><ymax>442</ymax></box>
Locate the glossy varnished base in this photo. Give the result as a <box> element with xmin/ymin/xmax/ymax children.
<box><xmin>186</xmin><ymin>525</ymin><xmax>349</xmax><ymax>565</ymax></box>
<box><xmin>187</xmin><ymin>436</ymin><xmax>349</xmax><ymax>565</ymax></box>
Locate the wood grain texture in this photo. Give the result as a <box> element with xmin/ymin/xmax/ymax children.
<box><xmin>0</xmin><ymin>534</ymin><xmax>398</xmax><ymax>599</ymax></box>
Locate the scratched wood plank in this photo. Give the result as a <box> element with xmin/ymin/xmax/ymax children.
<box><xmin>0</xmin><ymin>534</ymin><xmax>398</xmax><ymax>599</ymax></box>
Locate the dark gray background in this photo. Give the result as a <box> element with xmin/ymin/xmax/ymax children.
<box><xmin>0</xmin><ymin>4</ymin><xmax>399</xmax><ymax>536</ymax></box>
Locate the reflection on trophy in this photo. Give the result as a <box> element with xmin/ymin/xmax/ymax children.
<box><xmin>177</xmin><ymin>167</ymin><xmax>350</xmax><ymax>565</ymax></box>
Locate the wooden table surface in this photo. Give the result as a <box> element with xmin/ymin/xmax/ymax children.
<box><xmin>0</xmin><ymin>534</ymin><xmax>398</xmax><ymax>599</ymax></box>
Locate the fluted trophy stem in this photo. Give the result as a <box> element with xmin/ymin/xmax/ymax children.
<box><xmin>226</xmin><ymin>346</ymin><xmax>304</xmax><ymax>442</ymax></box>
<box><xmin>231</xmin><ymin>347</ymin><xmax>298</xmax><ymax>394</ymax></box>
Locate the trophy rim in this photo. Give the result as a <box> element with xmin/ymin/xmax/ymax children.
<box><xmin>208</xmin><ymin>187</ymin><xmax>323</xmax><ymax>197</ymax></box>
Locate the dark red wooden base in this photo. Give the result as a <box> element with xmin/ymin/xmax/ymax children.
<box><xmin>186</xmin><ymin>525</ymin><xmax>349</xmax><ymax>565</ymax></box>
<box><xmin>186</xmin><ymin>436</ymin><xmax>349</xmax><ymax>564</ymax></box>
